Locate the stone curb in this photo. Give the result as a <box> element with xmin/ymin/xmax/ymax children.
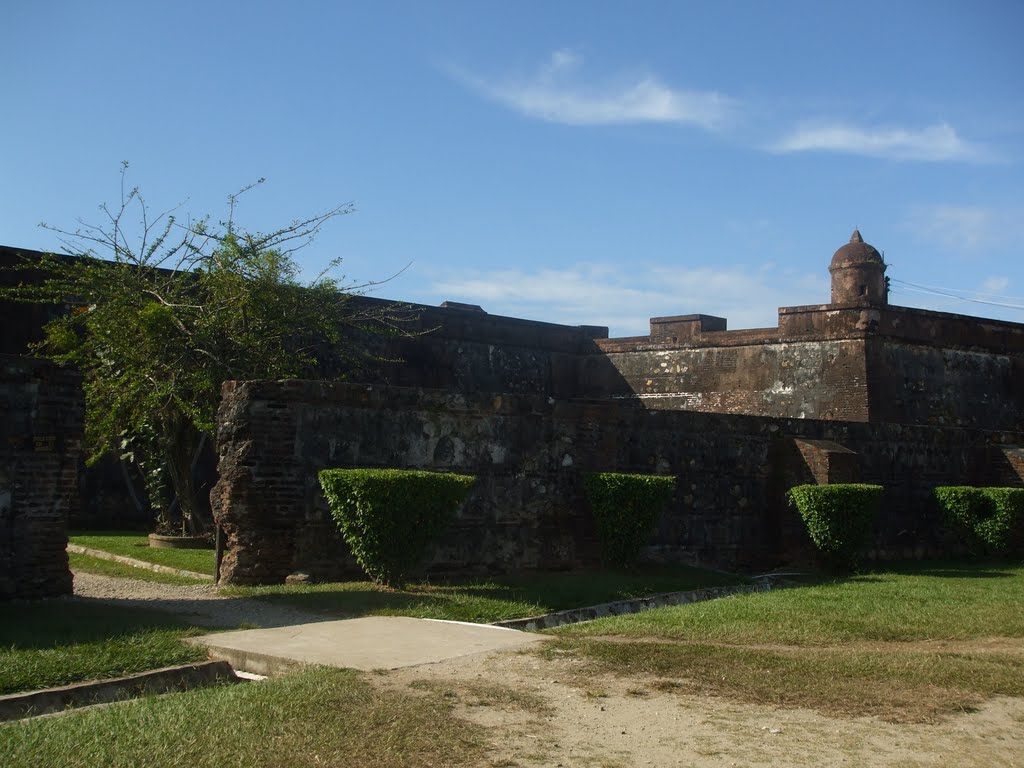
<box><xmin>0</xmin><ymin>661</ymin><xmax>240</xmax><ymax>721</ymax></box>
<box><xmin>67</xmin><ymin>544</ymin><xmax>213</xmax><ymax>581</ymax></box>
<box><xmin>185</xmin><ymin>641</ymin><xmax>309</xmax><ymax>678</ymax></box>
<box><xmin>491</xmin><ymin>580</ymin><xmax>781</xmax><ymax>631</ymax></box>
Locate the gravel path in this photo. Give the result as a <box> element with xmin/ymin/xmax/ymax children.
<box><xmin>71</xmin><ymin>571</ymin><xmax>326</xmax><ymax>629</ymax></box>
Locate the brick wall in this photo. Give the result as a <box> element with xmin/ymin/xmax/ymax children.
<box><xmin>0</xmin><ymin>355</ymin><xmax>82</xmax><ymax>599</ymax></box>
<box><xmin>211</xmin><ymin>380</ymin><xmax>1024</xmax><ymax>585</ymax></box>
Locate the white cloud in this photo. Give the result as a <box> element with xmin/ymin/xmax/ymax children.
<box><xmin>903</xmin><ymin>204</ymin><xmax>1005</xmax><ymax>251</ymax></box>
<box><xmin>981</xmin><ymin>276</ymin><xmax>1009</xmax><ymax>294</ymax></box>
<box><xmin>424</xmin><ymin>261</ymin><xmax>828</xmax><ymax>338</ymax></box>
<box><xmin>772</xmin><ymin>121</ymin><xmax>989</xmax><ymax>162</ymax></box>
<box><xmin>451</xmin><ymin>50</ymin><xmax>736</xmax><ymax>130</ymax></box>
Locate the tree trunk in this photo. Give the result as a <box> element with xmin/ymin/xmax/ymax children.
<box><xmin>162</xmin><ymin>413</ymin><xmax>210</xmax><ymax>535</ymax></box>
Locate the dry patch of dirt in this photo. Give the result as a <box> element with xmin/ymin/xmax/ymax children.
<box><xmin>373</xmin><ymin>649</ymin><xmax>1024</xmax><ymax>768</ymax></box>
<box><xmin>580</xmin><ymin>634</ymin><xmax>1024</xmax><ymax>656</ymax></box>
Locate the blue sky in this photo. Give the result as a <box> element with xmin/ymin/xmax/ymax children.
<box><xmin>3</xmin><ymin>1</ymin><xmax>1022</xmax><ymax>336</ymax></box>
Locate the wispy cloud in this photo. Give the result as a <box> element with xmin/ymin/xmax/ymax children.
<box><xmin>903</xmin><ymin>204</ymin><xmax>1008</xmax><ymax>251</ymax></box>
<box><xmin>424</xmin><ymin>261</ymin><xmax>827</xmax><ymax>337</ymax></box>
<box><xmin>772</xmin><ymin>121</ymin><xmax>990</xmax><ymax>162</ymax></box>
<box><xmin>450</xmin><ymin>49</ymin><xmax>736</xmax><ymax>130</ymax></box>
<box><xmin>981</xmin><ymin>276</ymin><xmax>1009</xmax><ymax>294</ymax></box>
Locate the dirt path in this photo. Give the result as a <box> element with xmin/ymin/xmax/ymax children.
<box><xmin>72</xmin><ymin>570</ymin><xmax>1024</xmax><ymax>766</ymax></box>
<box><xmin>71</xmin><ymin>570</ymin><xmax>325</xmax><ymax>629</ymax></box>
<box><xmin>376</xmin><ymin>650</ymin><xmax>1024</xmax><ymax>768</ymax></box>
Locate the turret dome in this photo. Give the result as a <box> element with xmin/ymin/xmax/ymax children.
<box><xmin>828</xmin><ymin>229</ymin><xmax>888</xmax><ymax>306</ymax></box>
<box><xmin>829</xmin><ymin>229</ymin><xmax>884</xmax><ymax>272</ymax></box>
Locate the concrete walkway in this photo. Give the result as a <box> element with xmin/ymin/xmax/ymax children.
<box><xmin>189</xmin><ymin>616</ymin><xmax>547</xmax><ymax>676</ymax></box>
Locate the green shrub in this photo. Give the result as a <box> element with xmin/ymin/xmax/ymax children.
<box><xmin>583</xmin><ymin>473</ymin><xmax>676</xmax><ymax>568</ymax></box>
<box><xmin>786</xmin><ymin>484</ymin><xmax>882</xmax><ymax>572</ymax></box>
<box><xmin>318</xmin><ymin>469</ymin><xmax>475</xmax><ymax>587</ymax></box>
<box><xmin>934</xmin><ymin>486</ymin><xmax>1024</xmax><ymax>555</ymax></box>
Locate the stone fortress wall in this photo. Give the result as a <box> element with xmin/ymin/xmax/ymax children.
<box><xmin>209</xmin><ymin>231</ymin><xmax>1024</xmax><ymax>582</ymax></box>
<box><xmin>341</xmin><ymin>231</ymin><xmax>1024</xmax><ymax>432</ymax></box>
<box><xmin>2</xmin><ymin>231</ymin><xmax>1023</xmax><ymax>590</ymax></box>
<box><xmin>213</xmin><ymin>379</ymin><xmax>1023</xmax><ymax>584</ymax></box>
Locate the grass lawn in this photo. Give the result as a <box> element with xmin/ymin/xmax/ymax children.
<box><xmin>0</xmin><ymin>601</ymin><xmax>206</xmax><ymax>695</ymax></box>
<box><xmin>68</xmin><ymin>531</ymin><xmax>215</xmax><ymax>576</ymax></box>
<box><xmin>557</xmin><ymin>560</ymin><xmax>1024</xmax><ymax>643</ymax></box>
<box><xmin>547</xmin><ymin>560</ymin><xmax>1024</xmax><ymax>722</ymax></box>
<box><xmin>68</xmin><ymin>552</ymin><xmax>208</xmax><ymax>586</ymax></box>
<box><xmin>0</xmin><ymin>667</ymin><xmax>486</xmax><ymax>768</ymax></box>
<box><xmin>4</xmin><ymin>556</ymin><xmax>738</xmax><ymax>765</ymax></box>
<box><xmin>222</xmin><ymin>564</ymin><xmax>746</xmax><ymax>624</ymax></box>
<box><xmin>8</xmin><ymin>558</ymin><xmax>1022</xmax><ymax>765</ymax></box>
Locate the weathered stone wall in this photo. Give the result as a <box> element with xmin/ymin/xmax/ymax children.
<box><xmin>212</xmin><ymin>380</ymin><xmax>1023</xmax><ymax>585</ymax></box>
<box><xmin>586</xmin><ymin>304</ymin><xmax>1024</xmax><ymax>430</ymax></box>
<box><xmin>212</xmin><ymin>382</ymin><xmax>598</xmax><ymax>584</ymax></box>
<box><xmin>6</xmin><ymin>245</ymin><xmax>1024</xmax><ymax>431</ymax></box>
<box><xmin>867</xmin><ymin>339</ymin><xmax>1024</xmax><ymax>431</ymax></box>
<box><xmin>0</xmin><ymin>355</ymin><xmax>82</xmax><ymax>599</ymax></box>
<box><xmin>584</xmin><ymin>339</ymin><xmax>870</xmax><ymax>420</ymax></box>
<box><xmin>325</xmin><ymin>296</ymin><xmax>608</xmax><ymax>398</ymax></box>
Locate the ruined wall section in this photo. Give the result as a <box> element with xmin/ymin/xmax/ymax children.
<box><xmin>0</xmin><ymin>355</ymin><xmax>82</xmax><ymax>599</ymax></box>
<box><xmin>212</xmin><ymin>380</ymin><xmax>1022</xmax><ymax>585</ymax></box>
<box><xmin>0</xmin><ymin>246</ymin><xmax>64</xmax><ymax>356</ymax></box>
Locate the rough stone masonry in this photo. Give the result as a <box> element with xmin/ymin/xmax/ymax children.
<box><xmin>0</xmin><ymin>355</ymin><xmax>82</xmax><ymax>599</ymax></box>
<box><xmin>3</xmin><ymin>231</ymin><xmax>1024</xmax><ymax>592</ymax></box>
<box><xmin>209</xmin><ymin>231</ymin><xmax>1024</xmax><ymax>583</ymax></box>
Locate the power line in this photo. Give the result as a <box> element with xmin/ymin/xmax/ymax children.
<box><xmin>890</xmin><ymin>278</ymin><xmax>1024</xmax><ymax>302</ymax></box>
<box><xmin>889</xmin><ymin>279</ymin><xmax>1024</xmax><ymax>312</ymax></box>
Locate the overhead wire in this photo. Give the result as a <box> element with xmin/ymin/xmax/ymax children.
<box><xmin>888</xmin><ymin>278</ymin><xmax>1024</xmax><ymax>312</ymax></box>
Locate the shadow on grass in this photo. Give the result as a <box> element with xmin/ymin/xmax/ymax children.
<box><xmin>835</xmin><ymin>560</ymin><xmax>1021</xmax><ymax>585</ymax></box>
<box><xmin>0</xmin><ymin>601</ymin><xmax>196</xmax><ymax>651</ymax></box>
<box><xmin>253</xmin><ymin>587</ymin><xmax>458</xmax><ymax>618</ymax></box>
<box><xmin>865</xmin><ymin>559</ymin><xmax>1020</xmax><ymax>580</ymax></box>
<box><xmin>231</xmin><ymin>564</ymin><xmax>748</xmax><ymax>624</ymax></box>
<box><xmin>908</xmin><ymin>569</ymin><xmax>1016</xmax><ymax>579</ymax></box>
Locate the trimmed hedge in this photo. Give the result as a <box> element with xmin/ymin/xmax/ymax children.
<box><xmin>786</xmin><ymin>484</ymin><xmax>882</xmax><ymax>572</ymax></box>
<box><xmin>318</xmin><ymin>468</ymin><xmax>475</xmax><ymax>587</ymax></box>
<box><xmin>583</xmin><ymin>473</ymin><xmax>676</xmax><ymax>568</ymax></box>
<box><xmin>934</xmin><ymin>486</ymin><xmax>1024</xmax><ymax>556</ymax></box>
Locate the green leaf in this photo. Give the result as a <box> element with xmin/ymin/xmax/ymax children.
<box><xmin>583</xmin><ymin>473</ymin><xmax>675</xmax><ymax>568</ymax></box>
<box><xmin>319</xmin><ymin>469</ymin><xmax>475</xmax><ymax>587</ymax></box>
